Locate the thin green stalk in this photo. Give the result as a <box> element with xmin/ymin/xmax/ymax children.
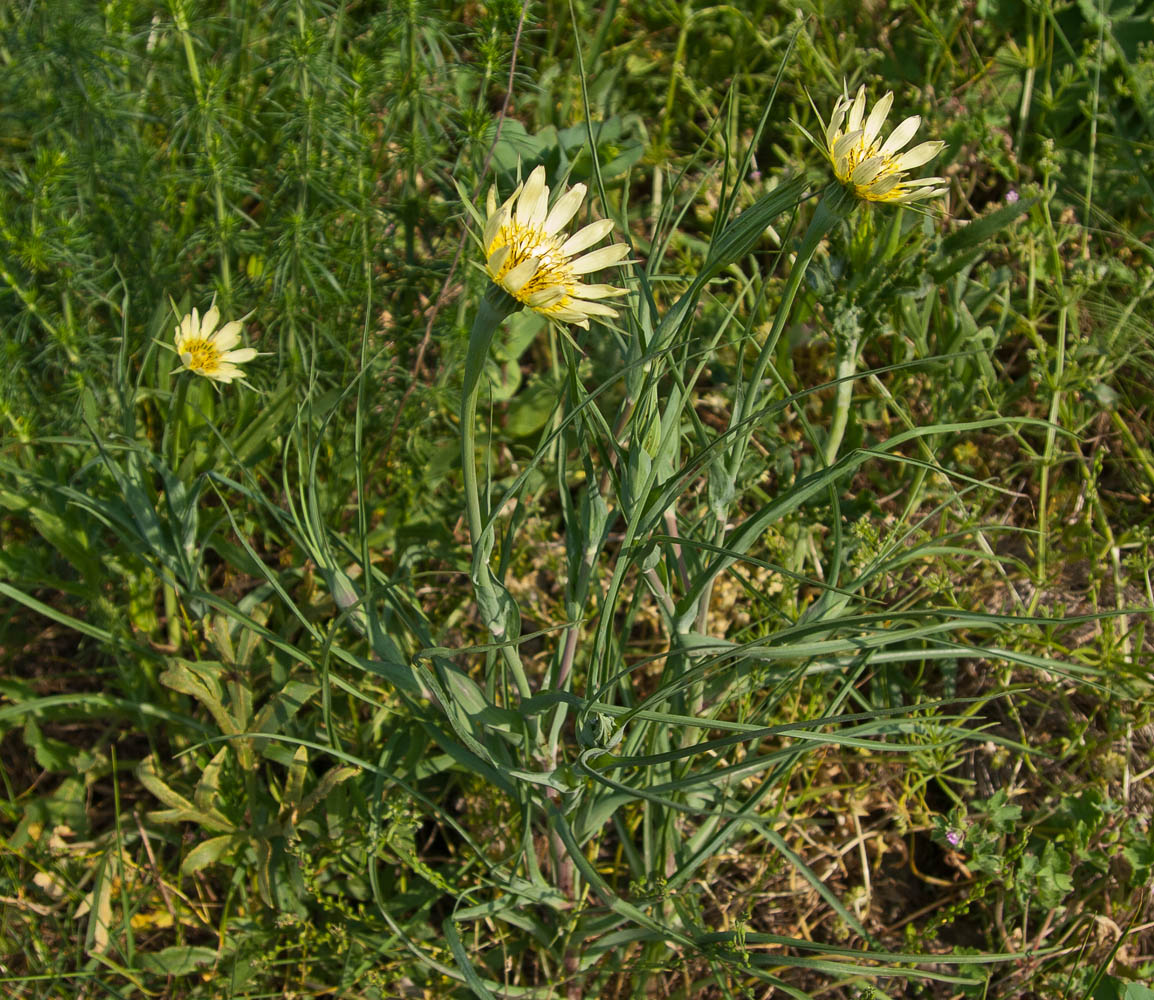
<box><xmin>694</xmin><ymin>184</ymin><xmax>853</xmax><ymax>634</ymax></box>
<box><xmin>1031</xmin><ymin>162</ymin><xmax>1070</xmax><ymax>597</ymax></box>
<box><xmin>658</xmin><ymin>3</ymin><xmax>693</xmax><ymax>154</ymax></box>
<box><xmin>869</xmin><ymin>371</ymin><xmax>1027</xmax><ymax>613</ymax></box>
<box><xmin>1083</xmin><ymin>3</ymin><xmax>1104</xmax><ymax>245</ymax></box>
<box><xmin>1032</xmin><ymin>299</ymin><xmax>1067</xmax><ymax>601</ymax></box>
<box><xmin>549</xmin><ymin>533</ymin><xmax>599</xmax><ymax>762</ymax></box>
<box><xmin>723</xmin><ymin>185</ymin><xmax>854</xmax><ymax>488</ymax></box>
<box><xmin>166</xmin><ymin>375</ymin><xmax>191</xmax><ymax>481</ymax></box>
<box><xmin>823</xmin><ymin>325</ymin><xmax>862</xmax><ymax>467</ymax></box>
<box><xmin>163</xmin><ymin>374</ymin><xmax>192</xmax><ymax>651</ymax></box>
<box><xmin>212</xmin><ymin>161</ymin><xmax>232</xmax><ymax>297</ymax></box>
<box><xmin>163</xmin><ymin>579</ymin><xmax>181</xmax><ymax>650</ymax></box>
<box><xmin>460</xmin><ymin>289</ymin><xmax>534</xmax><ymax>703</ymax></box>
<box><xmin>0</xmin><ymin>261</ymin><xmax>62</xmax><ymax>342</ymax></box>
<box><xmin>174</xmin><ymin>1</ymin><xmax>232</xmax><ymax>295</ymax></box>
<box><xmin>354</xmin><ymin>49</ymin><xmax>375</xmax><ymax>722</ymax></box>
<box><xmin>461</xmin><ymin>294</ymin><xmax>507</xmax><ymax>562</ymax></box>
<box><xmin>172</xmin><ymin>0</ymin><xmax>203</xmax><ymax>103</ymax></box>
<box><xmin>1108</xmin><ymin>408</ymin><xmax>1154</xmax><ymax>494</ymax></box>
<box><xmin>1014</xmin><ymin>16</ymin><xmax>1036</xmax><ymax>166</ymax></box>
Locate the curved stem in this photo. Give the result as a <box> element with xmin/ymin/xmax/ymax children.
<box><xmin>823</xmin><ymin>325</ymin><xmax>861</xmax><ymax>467</ymax></box>
<box><xmin>460</xmin><ymin>290</ymin><xmax>535</xmax><ymax>704</ymax></box>
<box><xmin>692</xmin><ymin>185</ymin><xmax>854</xmax><ymax>634</ymax></box>
<box><xmin>725</xmin><ymin>184</ymin><xmax>853</xmax><ymax>485</ymax></box>
<box><xmin>460</xmin><ymin>297</ymin><xmax>505</xmax><ymax>544</ymax></box>
<box><xmin>164</xmin><ymin>375</ymin><xmax>192</xmax><ymax>651</ymax></box>
<box><xmin>461</xmin><ymin>292</ymin><xmax>519</xmax><ymax>550</ymax></box>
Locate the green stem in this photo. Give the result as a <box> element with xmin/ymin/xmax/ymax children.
<box><xmin>692</xmin><ymin>184</ymin><xmax>853</xmax><ymax>634</ymax></box>
<box><xmin>823</xmin><ymin>325</ymin><xmax>861</xmax><ymax>467</ymax></box>
<box><xmin>164</xmin><ymin>579</ymin><xmax>181</xmax><ymax>650</ymax></box>
<box><xmin>172</xmin><ymin>0</ymin><xmax>204</xmax><ymax>104</ymax></box>
<box><xmin>167</xmin><ymin>374</ymin><xmax>191</xmax><ymax>472</ymax></box>
<box><xmin>1033</xmin><ymin>300</ymin><xmax>1067</xmax><ymax>599</ymax></box>
<box><xmin>163</xmin><ymin>375</ymin><xmax>192</xmax><ymax>651</ymax></box>
<box><xmin>1109</xmin><ymin>407</ymin><xmax>1154</xmax><ymax>494</ymax></box>
<box><xmin>658</xmin><ymin>3</ymin><xmax>693</xmax><ymax>154</ymax></box>
<box><xmin>461</xmin><ymin>293</ymin><xmax>509</xmax><ymax>545</ymax></box>
<box><xmin>461</xmin><ymin>290</ymin><xmax>535</xmax><ymax>704</ymax></box>
<box><xmin>1014</xmin><ymin>18</ymin><xmax>1036</xmax><ymax>167</ymax></box>
<box><xmin>0</xmin><ymin>261</ymin><xmax>64</xmax><ymax>346</ymax></box>
<box><xmin>724</xmin><ymin>184</ymin><xmax>853</xmax><ymax>487</ymax></box>
<box><xmin>213</xmin><ymin>161</ymin><xmax>232</xmax><ymax>297</ymax></box>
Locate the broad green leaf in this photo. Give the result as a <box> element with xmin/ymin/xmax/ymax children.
<box><xmin>139</xmin><ymin>946</ymin><xmax>220</xmax><ymax>977</ymax></box>
<box><xmin>181</xmin><ymin>834</ymin><xmax>244</xmax><ymax>875</ymax></box>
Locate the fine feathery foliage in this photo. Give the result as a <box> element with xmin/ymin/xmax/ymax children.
<box><xmin>1</xmin><ymin>2</ymin><xmax>1152</xmax><ymax>999</ymax></box>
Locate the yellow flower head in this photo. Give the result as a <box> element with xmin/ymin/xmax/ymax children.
<box><xmin>480</xmin><ymin>165</ymin><xmax>629</xmax><ymax>329</ymax></box>
<box><xmin>815</xmin><ymin>84</ymin><xmax>947</xmax><ymax>204</ymax></box>
<box><xmin>173</xmin><ymin>301</ymin><xmax>257</xmax><ymax>384</ymax></box>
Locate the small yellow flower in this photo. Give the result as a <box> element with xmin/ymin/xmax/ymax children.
<box><xmin>172</xmin><ymin>301</ymin><xmax>257</xmax><ymax>384</ymax></box>
<box><xmin>810</xmin><ymin>84</ymin><xmax>947</xmax><ymax>204</ymax></box>
<box><xmin>477</xmin><ymin>165</ymin><xmax>629</xmax><ymax>329</ymax></box>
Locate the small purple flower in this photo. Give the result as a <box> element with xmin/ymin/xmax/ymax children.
<box><xmin>945</xmin><ymin>829</ymin><xmax>964</xmax><ymax>848</ymax></box>
<box><xmin>1005</xmin><ymin>189</ymin><xmax>1019</xmax><ymax>204</ymax></box>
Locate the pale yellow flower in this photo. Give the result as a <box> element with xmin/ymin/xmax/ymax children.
<box><xmin>478</xmin><ymin>165</ymin><xmax>629</xmax><ymax>328</ymax></box>
<box><xmin>811</xmin><ymin>84</ymin><xmax>947</xmax><ymax>204</ymax></box>
<box><xmin>172</xmin><ymin>301</ymin><xmax>257</xmax><ymax>384</ymax></box>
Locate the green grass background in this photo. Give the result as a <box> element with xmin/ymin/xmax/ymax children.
<box><xmin>1</xmin><ymin>1</ymin><xmax>1152</xmax><ymax>998</ymax></box>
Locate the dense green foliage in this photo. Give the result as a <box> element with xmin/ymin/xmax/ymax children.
<box><xmin>2</xmin><ymin>1</ymin><xmax>1152</xmax><ymax>998</ymax></box>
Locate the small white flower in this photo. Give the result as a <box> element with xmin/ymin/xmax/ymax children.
<box><xmin>172</xmin><ymin>300</ymin><xmax>258</xmax><ymax>384</ymax></box>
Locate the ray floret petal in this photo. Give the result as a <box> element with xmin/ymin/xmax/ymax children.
<box><xmin>478</xmin><ymin>164</ymin><xmax>629</xmax><ymax>329</ymax></box>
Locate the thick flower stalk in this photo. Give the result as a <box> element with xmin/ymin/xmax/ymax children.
<box><xmin>797</xmin><ymin>84</ymin><xmax>948</xmax><ymax>472</ymax></box>
<box><xmin>477</xmin><ymin>164</ymin><xmax>629</xmax><ymax>328</ymax></box>
<box><xmin>454</xmin><ymin>166</ymin><xmax>629</xmax><ymax>715</ymax></box>
<box><xmin>172</xmin><ymin>301</ymin><xmax>257</xmax><ymax>384</ymax></box>
<box><xmin>814</xmin><ymin>84</ymin><xmax>947</xmax><ymax>204</ymax></box>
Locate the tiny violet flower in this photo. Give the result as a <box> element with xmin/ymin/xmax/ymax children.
<box><xmin>171</xmin><ymin>299</ymin><xmax>258</xmax><ymax>385</ymax></box>
<box><xmin>802</xmin><ymin>83</ymin><xmax>948</xmax><ymax>205</ymax></box>
<box><xmin>945</xmin><ymin>829</ymin><xmax>965</xmax><ymax>848</ymax></box>
<box><xmin>1005</xmin><ymin>189</ymin><xmax>1020</xmax><ymax>204</ymax></box>
<box><xmin>461</xmin><ymin>164</ymin><xmax>630</xmax><ymax>329</ymax></box>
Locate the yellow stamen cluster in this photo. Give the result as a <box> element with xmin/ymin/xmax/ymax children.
<box><xmin>178</xmin><ymin>338</ymin><xmax>224</xmax><ymax>376</ymax></box>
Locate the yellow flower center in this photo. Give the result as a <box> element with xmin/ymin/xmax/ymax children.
<box><xmin>180</xmin><ymin>338</ymin><xmax>223</xmax><ymax>375</ymax></box>
<box><xmin>487</xmin><ymin>222</ymin><xmax>575</xmax><ymax>303</ymax></box>
<box><xmin>835</xmin><ymin>137</ymin><xmax>886</xmax><ymax>183</ymax></box>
